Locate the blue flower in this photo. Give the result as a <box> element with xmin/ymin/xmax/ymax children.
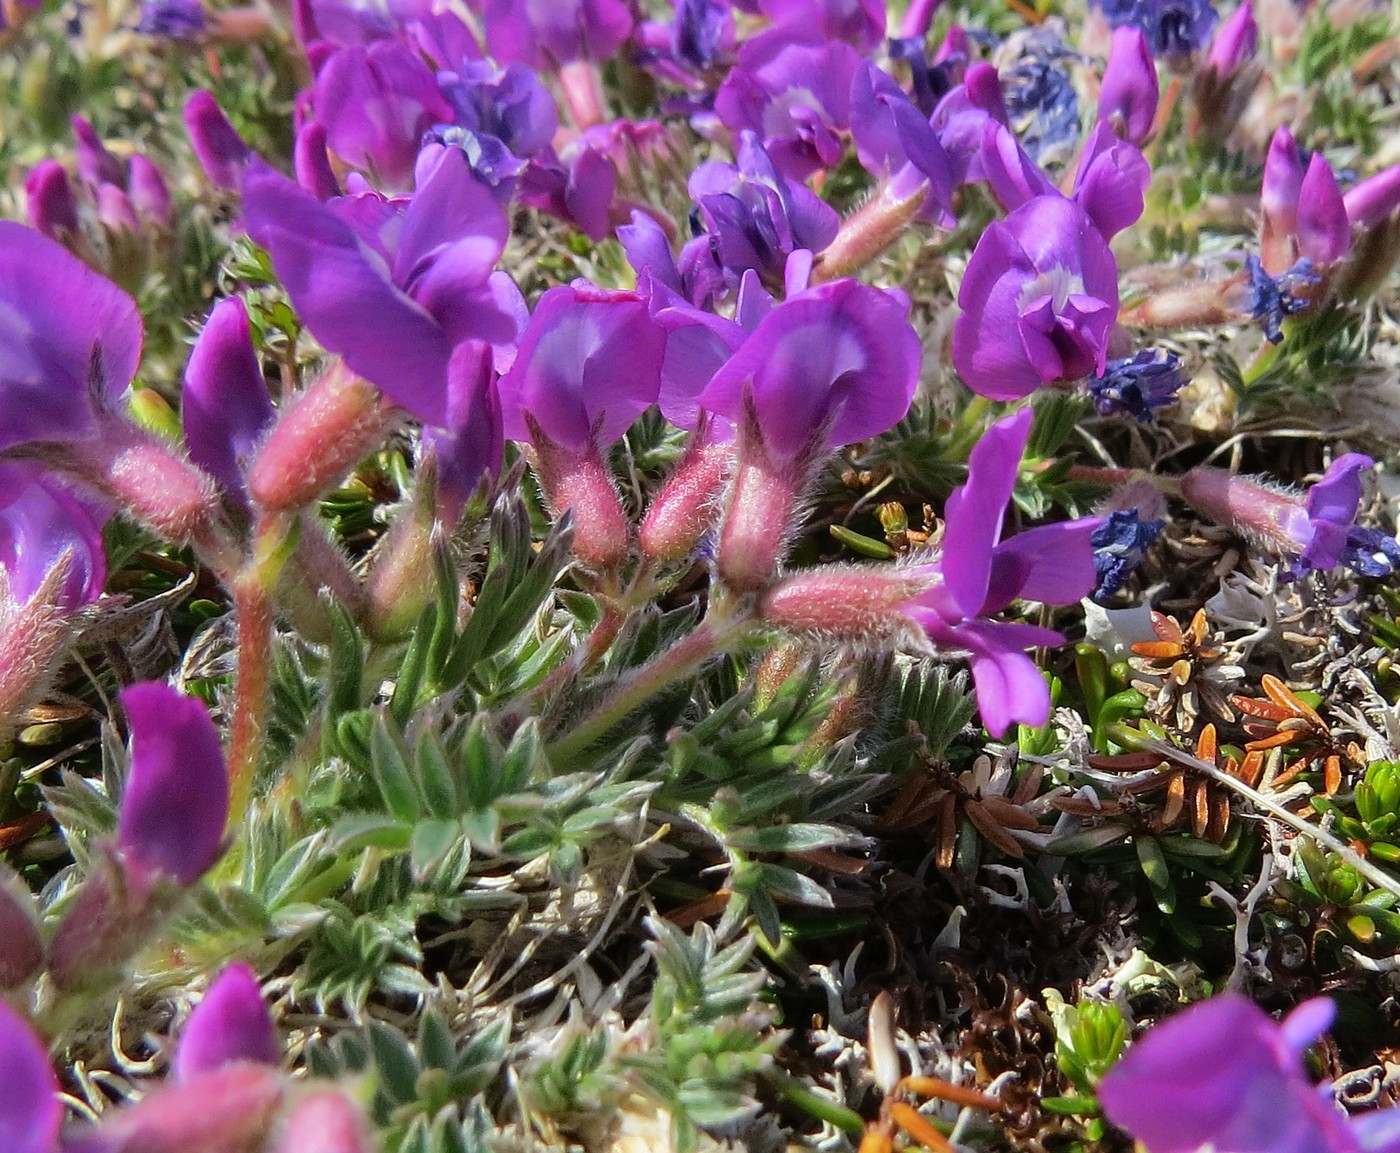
<box><xmin>1098</xmin><ymin>0</ymin><xmax>1218</xmax><ymax>60</ymax></box>
<box><xmin>1090</xmin><ymin>349</ymin><xmax>1185</xmax><ymax>420</ymax></box>
<box><xmin>1246</xmin><ymin>254</ymin><xmax>1319</xmax><ymax>343</ymax></box>
<box><xmin>1341</xmin><ymin>525</ymin><xmax>1400</xmax><ymax>578</ymax></box>
<box><xmin>1001</xmin><ymin>29</ymin><xmax>1081</xmax><ymax>163</ymax></box>
<box><xmin>1091</xmin><ymin>509</ymin><xmax>1164</xmax><ymax>601</ymax></box>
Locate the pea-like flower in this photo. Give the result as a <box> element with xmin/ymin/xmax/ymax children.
<box><xmin>952</xmin><ymin>194</ymin><xmax>1119</xmax><ymax>400</ymax></box>
<box><xmin>714</xmin><ymin>26</ymin><xmax>860</xmax><ymax>180</ymax></box>
<box><xmin>761</xmin><ymin>410</ymin><xmax>1099</xmax><ymax>735</ymax></box>
<box><xmin>1099</xmin><ymin>994</ymin><xmax>1400</xmax><ymax>1153</ymax></box>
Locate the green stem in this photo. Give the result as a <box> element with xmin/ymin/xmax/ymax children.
<box><xmin>546</xmin><ymin>606</ymin><xmax>757</xmax><ymax>763</ymax></box>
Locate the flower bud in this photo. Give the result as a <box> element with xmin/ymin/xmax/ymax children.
<box><xmin>365</xmin><ymin>458</ymin><xmax>442</xmax><ymax>641</ymax></box>
<box><xmin>90</xmin><ymin>421</ymin><xmax>223</xmax><ymax>542</ymax></box>
<box><xmin>183</xmin><ymin>296</ymin><xmax>275</xmax><ymax>505</ymax></box>
<box><xmin>24</xmin><ymin>160</ymin><xmax>80</xmax><ymax>240</ymax></box>
<box><xmin>1260</xmin><ymin>126</ymin><xmax>1304</xmax><ymax>275</ymax></box>
<box><xmin>176</xmin><ymin>963</ymin><xmax>279</xmax><ymax>1081</ymax></box>
<box><xmin>272</xmin><ymin>1089</ymin><xmax>375</xmax><ymax>1153</ymax></box>
<box><xmin>184</xmin><ymin>90</ymin><xmax>252</xmax><ymax>190</ymax></box>
<box><xmin>1099</xmin><ymin>26</ymin><xmax>1158</xmax><ymax>146</ymax></box>
<box><xmin>1205</xmin><ymin>1</ymin><xmax>1257</xmax><ymax>75</ymax></box>
<box><xmin>1296</xmin><ymin>154</ymin><xmax>1350</xmax><ymax>268</ymax></box>
<box><xmin>1343</xmin><ymin>164</ymin><xmax>1400</xmax><ymax>230</ymax></box>
<box><xmin>247</xmin><ymin>361</ymin><xmax>398</xmax><ymax>513</ymax></box>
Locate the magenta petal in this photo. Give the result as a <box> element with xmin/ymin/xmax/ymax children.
<box><xmin>182</xmin><ymin>297</ymin><xmax>275</xmax><ymax>500</ymax></box>
<box><xmin>1278</xmin><ymin>998</ymin><xmax>1337</xmax><ymax>1059</ymax></box>
<box><xmin>0</xmin><ymin>222</ymin><xmax>142</xmax><ymax>451</ymax></box>
<box><xmin>1098</xmin><ymin>994</ymin><xmax>1347</xmax><ymax>1153</ymax></box>
<box><xmin>1098</xmin><ymin>26</ymin><xmax>1158</xmax><ymax>146</ymax></box>
<box><xmin>941</xmin><ymin>409</ymin><xmax>1031</xmax><ymax>617</ymax></box>
<box><xmin>1306</xmin><ymin>453</ymin><xmax>1370</xmax><ymax>527</ymax></box>
<box><xmin>312</xmin><ymin>41</ymin><xmax>452</xmax><ymax>193</ymax></box>
<box><xmin>981</xmin><ymin>120</ymin><xmax>1055</xmax><ymax>212</ymax></box>
<box><xmin>25</xmin><ymin>161</ymin><xmax>80</xmax><ymax>239</ymax></box>
<box><xmin>184</xmin><ymin>90</ymin><xmax>252</xmax><ymax>190</ymax></box>
<box><xmin>242</xmin><ymin>161</ymin><xmax>456</xmax><ymax>425</ymax></box>
<box><xmin>985</xmin><ymin>519</ymin><xmax>1101</xmax><ymax>611</ymax></box>
<box><xmin>0</xmin><ymin>463</ymin><xmax>109</xmax><ymax>609</ymax></box>
<box><xmin>499</xmin><ymin>284</ymin><xmax>665</xmax><ymax>452</ymax></box>
<box><xmin>1296</xmin><ymin>154</ymin><xmax>1351</xmax><ymax>267</ymax></box>
<box><xmin>1344</xmin><ymin>164</ymin><xmax>1400</xmax><ymax>229</ymax></box>
<box><xmin>393</xmin><ymin>150</ymin><xmax>509</xmax><ymax>337</ymax></box>
<box><xmin>951</xmin><ymin>221</ymin><xmax>1042</xmax><ymax>399</ymax></box>
<box><xmin>116</xmin><ymin>682</ymin><xmax>228</xmax><ymax>886</ymax></box>
<box><xmin>0</xmin><ymin>1000</ymin><xmax>61</xmax><ymax>1153</ymax></box>
<box><xmin>696</xmin><ymin>279</ymin><xmax>919</xmax><ymax>461</ymax></box>
<box><xmin>1072</xmin><ymin>123</ymin><xmax>1150</xmax><ymax>239</ymax></box>
<box><xmin>961</xmin><ymin>621</ymin><xmax>1061</xmax><ymax>736</ymax></box>
<box><xmin>176</xmin><ymin>963</ymin><xmax>279</xmax><ymax>1081</ymax></box>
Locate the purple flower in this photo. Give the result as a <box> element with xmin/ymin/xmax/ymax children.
<box><xmin>686</xmin><ymin>131</ymin><xmax>841</xmax><ymax>291</ymax></box>
<box><xmin>618</xmin><ymin>209</ymin><xmax>725</xmax><ymax>308</ymax></box>
<box><xmin>694</xmin><ymin>278</ymin><xmax>920</xmax><ymax>463</ymax></box>
<box><xmin>437</xmin><ymin>61</ymin><xmax>558</xmax><ymax>166</ymax></box>
<box><xmin>1098</xmin><ymin>25</ymin><xmax>1158</xmax><ymax>146</ymax></box>
<box><xmin>755</xmin><ymin>0</ymin><xmax>887</xmax><ymax>52</ymax></box>
<box><xmin>1204</xmin><ymin>0</ymin><xmax>1257</xmax><ymax>75</ymax></box>
<box><xmin>176</xmin><ymin>963</ymin><xmax>280</xmax><ymax>1081</ymax></box>
<box><xmin>897</xmin><ymin>410</ymin><xmax>1099</xmax><ymax>735</ymax></box>
<box><xmin>1259</xmin><ymin>143</ymin><xmax>1353</xmax><ymax>272</ymax></box>
<box><xmin>136</xmin><ymin>0</ymin><xmax>206</xmax><ymax>39</ymax></box>
<box><xmin>1069</xmin><ymin>122</ymin><xmax>1151</xmax><ymax>240</ymax></box>
<box><xmin>479</xmin><ymin>0</ymin><xmax>634</xmax><ymax>70</ymax></box>
<box><xmin>23</xmin><ymin>160</ymin><xmax>80</xmax><ymax>242</ymax></box>
<box><xmin>117</xmin><ymin>681</ymin><xmax>229</xmax><ymax>887</ymax></box>
<box><xmin>499</xmin><ymin>284</ymin><xmax>665</xmax><ymax>455</ymax></box>
<box><xmin>0</xmin><ymin>221</ymin><xmax>142</xmax><ymax>452</ymax></box>
<box><xmin>931</xmin><ymin>63</ymin><xmax>1011</xmax><ymax>188</ymax></box>
<box><xmin>849</xmin><ymin>63</ymin><xmax>955</xmax><ymax>225</ymax></box>
<box><xmin>424</xmin><ymin>340</ymin><xmax>507</xmax><ymax>521</ymax></box>
<box><xmin>952</xmin><ymin>195</ymin><xmax>1119</xmax><ymax>400</ymax></box>
<box><xmin>1099</xmin><ymin>994</ymin><xmax>1400</xmax><ymax>1153</ymax></box>
<box><xmin>241</xmin><ymin>148</ymin><xmax>517</xmax><ymax>427</ymax></box>
<box><xmin>0</xmin><ymin>1000</ymin><xmax>60</xmax><ymax>1153</ymax></box>
<box><xmin>293</xmin><ymin>0</ymin><xmax>397</xmax><ymax>51</ymax></box>
<box><xmin>648</xmin><ymin>267</ymin><xmax>772</xmax><ymax>435</ymax></box>
<box><xmin>182</xmin><ymin>297</ymin><xmax>275</xmax><ymax>506</ymax></box>
<box><xmin>1089</xmin><ymin>348</ymin><xmax>1184</xmax><ymax>419</ymax></box>
<box><xmin>308</xmin><ymin>40</ymin><xmax>454</xmax><ymax>193</ymax></box>
<box><xmin>517</xmin><ymin>139</ymin><xmax>618</xmax><ymax>241</ymax></box>
<box><xmin>184</xmin><ymin>90</ymin><xmax>253</xmax><ymax>190</ymax></box>
<box><xmin>714</xmin><ymin>27</ymin><xmax>860</xmax><ymax>180</ymax></box>
<box><xmin>672</xmin><ymin>0</ymin><xmax>734</xmax><ymax>72</ymax></box>
<box><xmin>498</xmin><ymin>282</ymin><xmax>665</xmax><ymax>570</ymax></box>
<box><xmin>0</xmin><ymin>463</ymin><xmax>108</xmax><ymax>609</ymax></box>
<box><xmin>1179</xmin><ymin>453</ymin><xmax>1380</xmax><ymax>576</ymax></box>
